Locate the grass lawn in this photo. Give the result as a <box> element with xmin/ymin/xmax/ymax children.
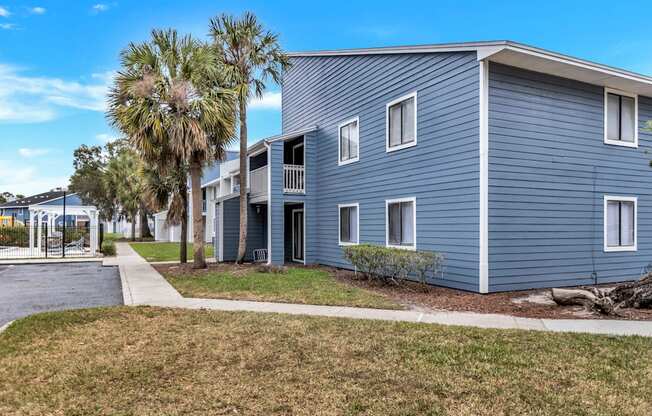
<box><xmin>161</xmin><ymin>265</ymin><xmax>400</xmax><ymax>309</ymax></box>
<box><xmin>1</xmin><ymin>307</ymin><xmax>651</xmax><ymax>415</ymax></box>
<box><xmin>129</xmin><ymin>242</ymin><xmax>214</xmax><ymax>262</ymax></box>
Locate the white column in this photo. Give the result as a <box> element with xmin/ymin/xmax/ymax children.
<box><xmin>36</xmin><ymin>211</ymin><xmax>42</xmax><ymax>254</ymax></box>
<box><xmin>90</xmin><ymin>210</ymin><xmax>98</xmax><ymax>256</ymax></box>
<box><xmin>28</xmin><ymin>209</ymin><xmax>35</xmax><ymax>253</ymax></box>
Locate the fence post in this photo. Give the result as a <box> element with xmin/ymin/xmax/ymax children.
<box><xmin>45</xmin><ymin>222</ymin><xmax>48</xmax><ymax>259</ymax></box>
<box><xmin>99</xmin><ymin>223</ymin><xmax>104</xmax><ymax>253</ymax></box>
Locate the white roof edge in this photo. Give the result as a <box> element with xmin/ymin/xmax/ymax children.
<box><xmin>287</xmin><ymin>40</ymin><xmax>508</xmax><ymax>57</ymax></box>
<box><xmin>289</xmin><ymin>40</ymin><xmax>652</xmax><ymax>86</ymax></box>
<box><xmin>264</xmin><ymin>125</ymin><xmax>319</xmax><ymax>144</ymax></box>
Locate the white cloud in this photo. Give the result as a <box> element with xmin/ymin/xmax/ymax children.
<box><xmin>18</xmin><ymin>147</ymin><xmax>50</xmax><ymax>157</ymax></box>
<box><xmin>92</xmin><ymin>4</ymin><xmax>109</xmax><ymax>13</ymax></box>
<box><xmin>0</xmin><ymin>160</ymin><xmax>69</xmax><ymax>196</ymax></box>
<box><xmin>249</xmin><ymin>91</ymin><xmax>282</xmax><ymax>110</ymax></box>
<box><xmin>0</xmin><ymin>23</ymin><xmax>15</xmax><ymax>30</ymax></box>
<box><xmin>0</xmin><ymin>6</ymin><xmax>9</xmax><ymax>17</ymax></box>
<box><xmin>95</xmin><ymin>133</ymin><xmax>119</xmax><ymax>144</ymax></box>
<box><xmin>0</xmin><ymin>64</ymin><xmax>114</xmax><ymax>123</ymax></box>
<box><xmin>30</xmin><ymin>7</ymin><xmax>46</xmax><ymax>15</ymax></box>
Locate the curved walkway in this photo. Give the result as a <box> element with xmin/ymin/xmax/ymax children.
<box><xmin>113</xmin><ymin>242</ymin><xmax>652</xmax><ymax>337</ymax></box>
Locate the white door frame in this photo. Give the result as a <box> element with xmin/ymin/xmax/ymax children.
<box><xmin>291</xmin><ymin>207</ymin><xmax>305</xmax><ymax>263</ymax></box>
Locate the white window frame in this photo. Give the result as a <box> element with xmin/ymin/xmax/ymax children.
<box><xmin>338</xmin><ymin>203</ymin><xmax>359</xmax><ymax>246</ymax></box>
<box><xmin>604</xmin><ymin>88</ymin><xmax>638</xmax><ymax>148</ymax></box>
<box><xmin>386</xmin><ymin>91</ymin><xmax>418</xmax><ymax>153</ymax></box>
<box><xmin>385</xmin><ymin>197</ymin><xmax>416</xmax><ymax>250</ymax></box>
<box><xmin>603</xmin><ymin>195</ymin><xmax>637</xmax><ymax>252</ymax></box>
<box><xmin>337</xmin><ymin>117</ymin><xmax>360</xmax><ymax>166</ymax></box>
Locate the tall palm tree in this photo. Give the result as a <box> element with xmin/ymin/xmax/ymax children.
<box><xmin>210</xmin><ymin>12</ymin><xmax>290</xmax><ymax>263</ymax></box>
<box><xmin>108</xmin><ymin>29</ymin><xmax>236</xmax><ymax>268</ymax></box>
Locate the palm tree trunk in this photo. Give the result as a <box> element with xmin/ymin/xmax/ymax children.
<box><xmin>236</xmin><ymin>96</ymin><xmax>248</xmax><ymax>263</ymax></box>
<box><xmin>179</xmin><ymin>179</ymin><xmax>188</xmax><ymax>264</ymax></box>
<box><xmin>139</xmin><ymin>207</ymin><xmax>152</xmax><ymax>239</ymax></box>
<box><xmin>190</xmin><ymin>158</ymin><xmax>206</xmax><ymax>269</ymax></box>
<box><xmin>130</xmin><ymin>214</ymin><xmax>136</xmax><ymax>241</ymax></box>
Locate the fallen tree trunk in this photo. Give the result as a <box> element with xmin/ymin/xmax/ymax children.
<box><xmin>551</xmin><ymin>273</ymin><xmax>652</xmax><ymax>316</ymax></box>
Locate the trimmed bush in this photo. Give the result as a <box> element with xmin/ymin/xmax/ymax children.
<box><xmin>342</xmin><ymin>244</ymin><xmax>444</xmax><ymax>285</ymax></box>
<box><xmin>101</xmin><ymin>240</ymin><xmax>116</xmax><ymax>256</ymax></box>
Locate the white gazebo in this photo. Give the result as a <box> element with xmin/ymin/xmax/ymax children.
<box><xmin>28</xmin><ymin>204</ymin><xmax>99</xmax><ymax>256</ymax></box>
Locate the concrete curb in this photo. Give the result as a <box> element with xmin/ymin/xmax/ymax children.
<box><xmin>0</xmin><ymin>320</ymin><xmax>14</xmax><ymax>334</ymax></box>
<box><xmin>115</xmin><ymin>242</ymin><xmax>652</xmax><ymax>337</ymax></box>
<box><xmin>0</xmin><ymin>258</ymin><xmax>102</xmax><ymax>266</ymax></box>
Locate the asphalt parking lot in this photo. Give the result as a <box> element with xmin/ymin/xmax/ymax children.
<box><xmin>0</xmin><ymin>262</ymin><xmax>123</xmax><ymax>327</ymax></box>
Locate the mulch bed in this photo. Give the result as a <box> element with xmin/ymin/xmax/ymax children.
<box><xmin>154</xmin><ymin>262</ymin><xmax>652</xmax><ymax>321</ymax></box>
<box><xmin>329</xmin><ymin>268</ymin><xmax>652</xmax><ymax>321</ymax></box>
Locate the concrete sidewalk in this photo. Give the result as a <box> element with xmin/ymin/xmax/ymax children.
<box><xmin>114</xmin><ymin>242</ymin><xmax>652</xmax><ymax>337</ymax></box>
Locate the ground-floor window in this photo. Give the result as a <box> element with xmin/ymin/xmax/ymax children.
<box><xmin>338</xmin><ymin>203</ymin><xmax>359</xmax><ymax>245</ymax></box>
<box><xmin>386</xmin><ymin>197</ymin><xmax>416</xmax><ymax>250</ymax></box>
<box><xmin>604</xmin><ymin>195</ymin><xmax>637</xmax><ymax>252</ymax></box>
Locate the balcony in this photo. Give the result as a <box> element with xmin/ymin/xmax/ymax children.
<box><xmin>284</xmin><ymin>164</ymin><xmax>305</xmax><ymax>193</ymax></box>
<box><xmin>249</xmin><ymin>166</ymin><xmax>268</xmax><ymax>197</ymax></box>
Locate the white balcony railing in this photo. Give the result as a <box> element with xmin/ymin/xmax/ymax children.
<box><xmin>284</xmin><ymin>164</ymin><xmax>305</xmax><ymax>193</ymax></box>
<box><xmin>249</xmin><ymin>166</ymin><xmax>268</xmax><ymax>196</ymax></box>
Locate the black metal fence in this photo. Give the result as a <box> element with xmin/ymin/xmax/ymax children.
<box><xmin>0</xmin><ymin>224</ymin><xmax>98</xmax><ymax>259</ymax></box>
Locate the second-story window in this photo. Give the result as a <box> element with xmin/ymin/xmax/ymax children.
<box><xmin>338</xmin><ymin>118</ymin><xmax>359</xmax><ymax>165</ymax></box>
<box><xmin>605</xmin><ymin>89</ymin><xmax>637</xmax><ymax>147</ymax></box>
<box><xmin>387</xmin><ymin>92</ymin><xmax>417</xmax><ymax>152</ymax></box>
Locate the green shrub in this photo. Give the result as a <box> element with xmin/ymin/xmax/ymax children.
<box><xmin>0</xmin><ymin>226</ymin><xmax>30</xmax><ymax>247</ymax></box>
<box><xmin>342</xmin><ymin>244</ymin><xmax>444</xmax><ymax>285</ymax></box>
<box><xmin>101</xmin><ymin>240</ymin><xmax>116</xmax><ymax>256</ymax></box>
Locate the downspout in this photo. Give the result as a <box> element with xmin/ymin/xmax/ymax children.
<box><xmin>591</xmin><ymin>165</ymin><xmax>598</xmax><ymax>284</ymax></box>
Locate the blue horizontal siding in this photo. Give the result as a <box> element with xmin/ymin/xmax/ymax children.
<box><xmin>488</xmin><ymin>62</ymin><xmax>652</xmax><ymax>291</ymax></box>
<box><xmin>283</xmin><ymin>51</ymin><xmax>480</xmax><ymax>291</ymax></box>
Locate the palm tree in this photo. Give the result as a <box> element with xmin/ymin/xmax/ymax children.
<box><xmin>104</xmin><ymin>149</ymin><xmax>144</xmax><ymax>241</ymax></box>
<box><xmin>108</xmin><ymin>29</ymin><xmax>236</xmax><ymax>268</ymax></box>
<box><xmin>210</xmin><ymin>12</ymin><xmax>290</xmax><ymax>263</ymax></box>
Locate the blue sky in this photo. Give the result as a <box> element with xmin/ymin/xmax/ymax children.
<box><xmin>1</xmin><ymin>0</ymin><xmax>652</xmax><ymax>195</ymax></box>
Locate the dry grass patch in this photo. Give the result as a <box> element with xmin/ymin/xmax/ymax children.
<box><xmin>1</xmin><ymin>307</ymin><xmax>651</xmax><ymax>415</ymax></box>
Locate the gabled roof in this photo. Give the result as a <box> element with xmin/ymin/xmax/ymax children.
<box><xmin>289</xmin><ymin>40</ymin><xmax>652</xmax><ymax>96</ymax></box>
<box><xmin>0</xmin><ymin>190</ymin><xmax>75</xmax><ymax>209</ymax></box>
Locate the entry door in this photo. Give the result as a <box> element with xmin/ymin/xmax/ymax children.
<box><xmin>292</xmin><ymin>209</ymin><xmax>304</xmax><ymax>262</ymax></box>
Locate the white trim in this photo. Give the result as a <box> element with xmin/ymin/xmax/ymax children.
<box><xmin>338</xmin><ymin>203</ymin><xmax>359</xmax><ymax>246</ymax></box>
<box><xmin>386</xmin><ymin>92</ymin><xmax>418</xmax><ymax>153</ymax></box>
<box><xmin>248</xmin><ymin>146</ymin><xmax>267</xmax><ymax>158</ymax></box>
<box><xmin>337</xmin><ymin>117</ymin><xmax>360</xmax><ymax>166</ymax></box>
<box><xmin>479</xmin><ymin>60</ymin><xmax>489</xmax><ymax>294</ymax></box>
<box><xmin>291</xmin><ymin>208</ymin><xmax>305</xmax><ymax>263</ymax></box>
<box><xmin>603</xmin><ymin>87</ymin><xmax>638</xmax><ymax>148</ymax></box>
<box><xmin>603</xmin><ymin>195</ymin><xmax>638</xmax><ymax>253</ymax></box>
<box><xmin>385</xmin><ymin>197</ymin><xmax>417</xmax><ymax>251</ymax></box>
<box><xmin>265</xmin><ymin>142</ymin><xmax>272</xmax><ymax>265</ymax></box>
